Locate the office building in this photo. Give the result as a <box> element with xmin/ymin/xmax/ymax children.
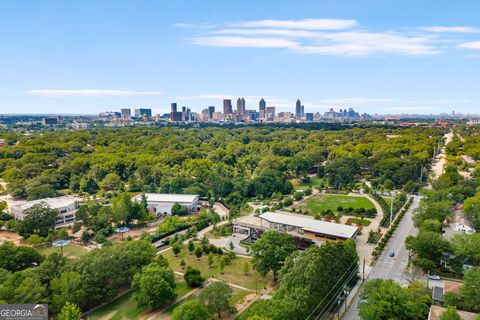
<box><xmin>259</xmin><ymin>98</ymin><xmax>266</xmax><ymax>112</ymax></box>
<box><xmin>134</xmin><ymin>108</ymin><xmax>152</xmax><ymax>118</ymax></box>
<box><xmin>305</xmin><ymin>113</ymin><xmax>314</xmax><ymax>121</ymax></box>
<box><xmin>266</xmin><ymin>106</ymin><xmax>276</xmax><ymax>118</ymax></box>
<box><xmin>42</xmin><ymin>117</ymin><xmax>58</xmax><ymax>125</ymax></box>
<box><xmin>121</xmin><ymin>108</ymin><xmax>131</xmax><ymax>119</ymax></box>
<box><xmin>237</xmin><ymin>98</ymin><xmax>246</xmax><ymax>115</ymax></box>
<box><xmin>208</xmin><ymin>106</ymin><xmax>215</xmax><ymax>119</ymax></box>
<box><xmin>10</xmin><ymin>196</ymin><xmax>79</xmax><ymax>227</ymax></box>
<box><xmin>170</xmin><ymin>111</ymin><xmax>183</xmax><ymax>122</ymax></box>
<box><xmin>171</xmin><ymin>103</ymin><xmax>178</xmax><ymax>113</ymax></box>
<box><xmin>295</xmin><ymin>99</ymin><xmax>304</xmax><ymax>118</ymax></box>
<box><xmin>223</xmin><ymin>99</ymin><xmax>233</xmax><ymax>114</ymax></box>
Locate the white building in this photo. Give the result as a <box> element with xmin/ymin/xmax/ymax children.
<box><xmin>132</xmin><ymin>193</ymin><xmax>199</xmax><ymax>215</ymax></box>
<box><xmin>9</xmin><ymin>196</ymin><xmax>79</xmax><ymax>227</ymax></box>
<box><xmin>452</xmin><ymin>222</ymin><xmax>476</xmax><ymax>234</ymax></box>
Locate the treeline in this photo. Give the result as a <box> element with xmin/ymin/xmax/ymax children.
<box><xmin>244</xmin><ymin>231</ymin><xmax>358</xmax><ymax>320</ymax></box>
<box><xmin>0</xmin><ymin>240</ymin><xmax>156</xmax><ymax>313</ymax></box>
<box><xmin>0</xmin><ymin>126</ymin><xmax>442</xmax><ymax>207</ymax></box>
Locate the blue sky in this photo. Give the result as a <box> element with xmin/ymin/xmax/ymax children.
<box><xmin>1</xmin><ymin>0</ymin><xmax>480</xmax><ymax>115</ymax></box>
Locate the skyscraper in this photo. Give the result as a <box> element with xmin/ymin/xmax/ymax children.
<box><xmin>223</xmin><ymin>99</ymin><xmax>233</xmax><ymax>114</ymax></box>
<box><xmin>259</xmin><ymin>98</ymin><xmax>266</xmax><ymax>112</ymax></box>
<box><xmin>237</xmin><ymin>98</ymin><xmax>246</xmax><ymax>115</ymax></box>
<box><xmin>208</xmin><ymin>106</ymin><xmax>215</xmax><ymax>119</ymax></box>
<box><xmin>171</xmin><ymin>103</ymin><xmax>178</xmax><ymax>113</ymax></box>
<box><xmin>295</xmin><ymin>99</ymin><xmax>304</xmax><ymax>118</ymax></box>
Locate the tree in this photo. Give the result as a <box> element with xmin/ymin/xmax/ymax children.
<box><xmin>50</xmin><ymin>271</ymin><xmax>85</xmax><ymax>312</ymax></box>
<box><xmin>275</xmin><ymin>241</ymin><xmax>358</xmax><ymax>317</ymax></box>
<box><xmin>132</xmin><ymin>263</ymin><xmax>176</xmax><ymax>309</ymax></box>
<box><xmin>359</xmin><ymin>279</ymin><xmax>429</xmax><ymax>320</ymax></box>
<box><xmin>440</xmin><ymin>306</ymin><xmax>462</xmax><ymax>320</ymax></box>
<box><xmin>208</xmin><ymin>253</ymin><xmax>214</xmax><ymax>268</ymax></box>
<box><xmin>199</xmin><ymin>281</ymin><xmax>233</xmax><ymax>318</ymax></box>
<box><xmin>0</xmin><ymin>242</ymin><xmax>43</xmax><ymax>272</ymax></box>
<box><xmin>245</xmin><ymin>299</ymin><xmax>298</xmax><ymax>320</ymax></box>
<box><xmin>250</xmin><ymin>231</ymin><xmax>296</xmax><ymax>280</ymax></box>
<box><xmin>188</xmin><ymin>240</ymin><xmax>195</xmax><ymax>254</ymax></box>
<box><xmin>452</xmin><ymin>233</ymin><xmax>480</xmax><ymax>265</ymax></box>
<box><xmin>463</xmin><ymin>195</ymin><xmax>480</xmax><ymax>230</ymax></box>
<box><xmin>195</xmin><ymin>246</ymin><xmax>203</xmax><ymax>260</ymax></box>
<box><xmin>17</xmin><ymin>203</ymin><xmax>59</xmax><ymax>238</ymax></box>
<box><xmin>172</xmin><ymin>243</ymin><xmax>182</xmax><ymax>256</ymax></box>
<box><xmin>100</xmin><ymin>173</ymin><xmax>122</xmax><ymax>191</ymax></box>
<box><xmin>172</xmin><ymin>203</ymin><xmax>189</xmax><ymax>215</ymax></box>
<box><xmin>184</xmin><ymin>267</ymin><xmax>204</xmax><ymax>288</ymax></box>
<box><xmin>219</xmin><ymin>257</ymin><xmax>225</xmax><ymax>274</ymax></box>
<box><xmin>156</xmin><ymin>255</ymin><xmax>169</xmax><ymax>268</ymax></box>
<box><xmin>172</xmin><ymin>300</ymin><xmax>211</xmax><ymax>320</ymax></box>
<box><xmin>406</xmin><ymin>231</ymin><xmax>451</xmax><ymax>271</ymax></box>
<box><xmin>57</xmin><ymin>302</ymin><xmax>82</xmax><ymax>320</ymax></box>
<box><xmin>27</xmin><ymin>234</ymin><xmax>45</xmax><ymax>245</ymax></box>
<box><xmin>461</xmin><ymin>267</ymin><xmax>480</xmax><ymax>312</ymax></box>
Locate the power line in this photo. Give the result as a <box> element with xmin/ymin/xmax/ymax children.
<box><xmin>305</xmin><ymin>259</ymin><xmax>359</xmax><ymax>320</ymax></box>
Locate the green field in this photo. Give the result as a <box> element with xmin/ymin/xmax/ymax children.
<box><xmin>162</xmin><ymin>245</ymin><xmax>267</xmax><ymax>290</ymax></box>
<box><xmin>346</xmin><ymin>217</ymin><xmax>371</xmax><ymax>226</ymax></box>
<box><xmin>293</xmin><ymin>193</ymin><xmax>375</xmax><ymax>215</ymax></box>
<box><xmin>40</xmin><ymin>243</ymin><xmax>90</xmax><ymax>259</ymax></box>
<box><xmin>88</xmin><ymin>276</ymin><xmax>191</xmax><ymax>320</ymax></box>
<box><xmin>290</xmin><ymin>176</ymin><xmax>324</xmax><ymax>190</ymax></box>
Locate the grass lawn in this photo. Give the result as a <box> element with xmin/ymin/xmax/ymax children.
<box><xmin>88</xmin><ymin>276</ymin><xmax>191</xmax><ymax>320</ymax></box>
<box><xmin>162</xmin><ymin>245</ymin><xmax>268</xmax><ymax>290</ymax></box>
<box><xmin>290</xmin><ymin>176</ymin><xmax>324</xmax><ymax>190</ymax></box>
<box><xmin>346</xmin><ymin>217</ymin><xmax>371</xmax><ymax>226</ymax></box>
<box><xmin>162</xmin><ymin>286</ymin><xmax>248</xmax><ymax>318</ymax></box>
<box><xmin>40</xmin><ymin>243</ymin><xmax>89</xmax><ymax>259</ymax></box>
<box><xmin>293</xmin><ymin>194</ymin><xmax>375</xmax><ymax>215</ymax></box>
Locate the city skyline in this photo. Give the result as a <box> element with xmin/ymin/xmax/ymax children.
<box><xmin>1</xmin><ymin>1</ymin><xmax>480</xmax><ymax>114</ymax></box>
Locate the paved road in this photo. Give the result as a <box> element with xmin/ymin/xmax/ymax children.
<box><xmin>342</xmin><ymin>195</ymin><xmax>421</xmax><ymax>320</ymax></box>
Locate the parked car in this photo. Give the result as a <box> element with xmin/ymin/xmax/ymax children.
<box><xmin>428</xmin><ymin>275</ymin><xmax>441</xmax><ymax>281</ymax></box>
<box><xmin>388</xmin><ymin>251</ymin><xmax>395</xmax><ymax>257</ymax></box>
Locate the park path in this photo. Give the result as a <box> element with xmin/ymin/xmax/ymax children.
<box><xmin>432</xmin><ymin>131</ymin><xmax>453</xmax><ymax>180</ymax></box>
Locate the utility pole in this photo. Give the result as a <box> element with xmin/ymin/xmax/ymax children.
<box><xmin>362</xmin><ymin>259</ymin><xmax>365</xmax><ymax>282</ymax></box>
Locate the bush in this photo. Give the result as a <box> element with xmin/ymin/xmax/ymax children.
<box><xmin>184</xmin><ymin>267</ymin><xmax>204</xmax><ymax>288</ymax></box>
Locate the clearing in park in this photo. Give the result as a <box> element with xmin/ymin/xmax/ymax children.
<box><xmin>293</xmin><ymin>193</ymin><xmax>375</xmax><ymax>215</ymax></box>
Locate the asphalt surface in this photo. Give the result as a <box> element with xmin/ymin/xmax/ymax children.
<box><xmin>342</xmin><ymin>195</ymin><xmax>421</xmax><ymax>320</ymax></box>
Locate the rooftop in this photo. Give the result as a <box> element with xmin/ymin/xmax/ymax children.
<box><xmin>10</xmin><ymin>195</ymin><xmax>78</xmax><ymax>211</ymax></box>
<box><xmin>134</xmin><ymin>193</ymin><xmax>199</xmax><ymax>203</ymax></box>
<box><xmin>259</xmin><ymin>211</ymin><xmax>359</xmax><ymax>239</ymax></box>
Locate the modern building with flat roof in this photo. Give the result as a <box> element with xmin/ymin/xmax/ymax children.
<box><xmin>233</xmin><ymin>211</ymin><xmax>359</xmax><ymax>247</ymax></box>
<box><xmin>132</xmin><ymin>193</ymin><xmax>199</xmax><ymax>216</ymax></box>
<box><xmin>9</xmin><ymin>196</ymin><xmax>79</xmax><ymax>227</ymax></box>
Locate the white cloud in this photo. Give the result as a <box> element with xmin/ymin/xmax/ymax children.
<box><xmin>319</xmin><ymin>98</ymin><xmax>393</xmax><ymax>104</ymax></box>
<box><xmin>420</xmin><ymin>26</ymin><xmax>480</xmax><ymax>33</ymax></box>
<box><xmin>25</xmin><ymin>89</ymin><xmax>164</xmax><ymax>97</ymax></box>
<box><xmin>212</xmin><ymin>28</ymin><xmax>319</xmax><ymax>38</ymax></box>
<box><xmin>405</xmin><ymin>99</ymin><xmax>471</xmax><ymax>104</ymax></box>
<box><xmin>230</xmin><ymin>19</ymin><xmax>357</xmax><ymax>30</ymax></box>
<box><xmin>189</xmin><ymin>36</ymin><xmax>299</xmax><ymax>48</ymax></box>
<box><xmin>458</xmin><ymin>41</ymin><xmax>480</xmax><ymax>50</ymax></box>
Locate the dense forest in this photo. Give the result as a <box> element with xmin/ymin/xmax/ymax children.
<box><xmin>0</xmin><ymin>126</ymin><xmax>443</xmax><ymax>206</ymax></box>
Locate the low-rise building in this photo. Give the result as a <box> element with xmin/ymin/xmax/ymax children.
<box><xmin>132</xmin><ymin>193</ymin><xmax>199</xmax><ymax>216</ymax></box>
<box><xmin>9</xmin><ymin>196</ymin><xmax>79</xmax><ymax>227</ymax></box>
<box><xmin>234</xmin><ymin>211</ymin><xmax>359</xmax><ymax>248</ymax></box>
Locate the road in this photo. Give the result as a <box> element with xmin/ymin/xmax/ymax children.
<box><xmin>342</xmin><ymin>195</ymin><xmax>421</xmax><ymax>320</ymax></box>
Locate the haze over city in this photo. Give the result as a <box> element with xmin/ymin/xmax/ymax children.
<box><xmin>1</xmin><ymin>0</ymin><xmax>480</xmax><ymax>115</ymax></box>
